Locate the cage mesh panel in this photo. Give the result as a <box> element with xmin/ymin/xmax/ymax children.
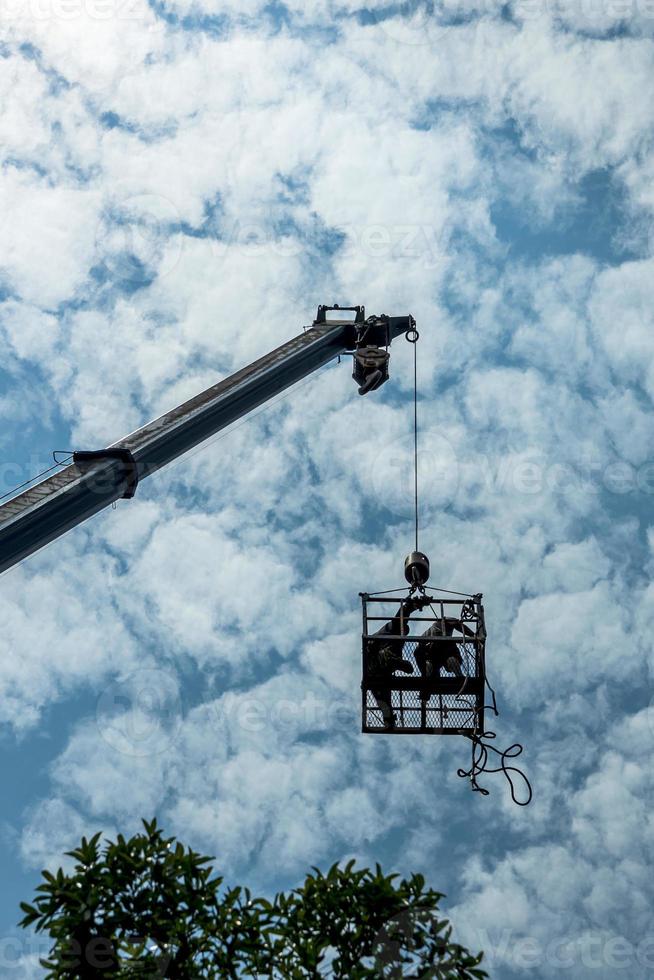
<box><xmin>364</xmin><ymin>689</ymin><xmax>480</xmax><ymax>733</ymax></box>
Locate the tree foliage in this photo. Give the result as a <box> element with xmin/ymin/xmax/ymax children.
<box><xmin>19</xmin><ymin>819</ymin><xmax>487</xmax><ymax>978</ymax></box>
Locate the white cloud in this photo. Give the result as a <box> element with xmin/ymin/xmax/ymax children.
<box><xmin>2</xmin><ymin>3</ymin><xmax>654</xmax><ymax>974</ymax></box>
<box><xmin>0</xmin><ymin>170</ymin><xmax>100</xmax><ymax>308</ymax></box>
<box><xmin>1</xmin><ymin>1</ymin><xmax>166</xmax><ymax>97</ymax></box>
<box><xmin>0</xmin><ymin>543</ymin><xmax>144</xmax><ymax>729</ymax></box>
<box><xmin>589</xmin><ymin>258</ymin><xmax>654</xmax><ymax>399</ymax></box>
<box><xmin>450</xmin><ymin>705</ymin><xmax>654</xmax><ymax>976</ymax></box>
<box><xmin>19</xmin><ymin>797</ymin><xmax>106</xmax><ymax>872</ymax></box>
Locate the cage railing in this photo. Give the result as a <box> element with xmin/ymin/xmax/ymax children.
<box><xmin>361</xmin><ymin>591</ymin><xmax>486</xmax><ymax>735</ymax></box>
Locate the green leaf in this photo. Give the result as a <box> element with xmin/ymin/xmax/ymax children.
<box><xmin>18</xmin><ymin>827</ymin><xmax>485</xmax><ymax>978</ymax></box>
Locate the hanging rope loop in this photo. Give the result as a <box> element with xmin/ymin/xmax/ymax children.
<box><xmin>406</xmin><ymin>328</ymin><xmax>420</xmax><ymax>343</ymax></box>
<box><xmin>457</xmin><ymin>731</ymin><xmax>533</xmax><ymax>806</ymax></box>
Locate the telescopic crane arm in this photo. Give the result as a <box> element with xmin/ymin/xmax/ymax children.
<box><xmin>0</xmin><ymin>305</ymin><xmax>415</xmax><ymax>576</ymax></box>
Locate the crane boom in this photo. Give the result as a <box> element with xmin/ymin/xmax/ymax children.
<box><xmin>0</xmin><ymin>308</ymin><xmax>415</xmax><ymax>576</ymax></box>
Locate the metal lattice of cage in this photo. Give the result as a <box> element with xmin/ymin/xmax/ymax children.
<box><xmin>361</xmin><ymin>591</ymin><xmax>486</xmax><ymax>736</ymax></box>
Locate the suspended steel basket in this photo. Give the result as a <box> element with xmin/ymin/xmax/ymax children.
<box><xmin>361</xmin><ymin>586</ymin><xmax>486</xmax><ymax>737</ymax></box>
<box><xmin>359</xmin><ymin>552</ymin><xmax>532</xmax><ymax>806</ymax></box>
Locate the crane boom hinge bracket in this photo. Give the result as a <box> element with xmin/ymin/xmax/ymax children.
<box><xmin>73</xmin><ymin>449</ymin><xmax>140</xmax><ymax>500</ymax></box>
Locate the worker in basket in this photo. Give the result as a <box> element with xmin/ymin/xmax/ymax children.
<box><xmin>366</xmin><ymin>595</ymin><xmax>429</xmax><ymax>729</ymax></box>
<box><xmin>414</xmin><ymin>614</ymin><xmax>476</xmax><ymax>698</ymax></box>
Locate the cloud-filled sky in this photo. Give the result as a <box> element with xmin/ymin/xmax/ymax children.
<box><xmin>1</xmin><ymin>1</ymin><xmax>654</xmax><ymax>975</ymax></box>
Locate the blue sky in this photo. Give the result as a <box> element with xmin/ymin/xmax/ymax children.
<box><xmin>1</xmin><ymin>1</ymin><xmax>654</xmax><ymax>976</ymax></box>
